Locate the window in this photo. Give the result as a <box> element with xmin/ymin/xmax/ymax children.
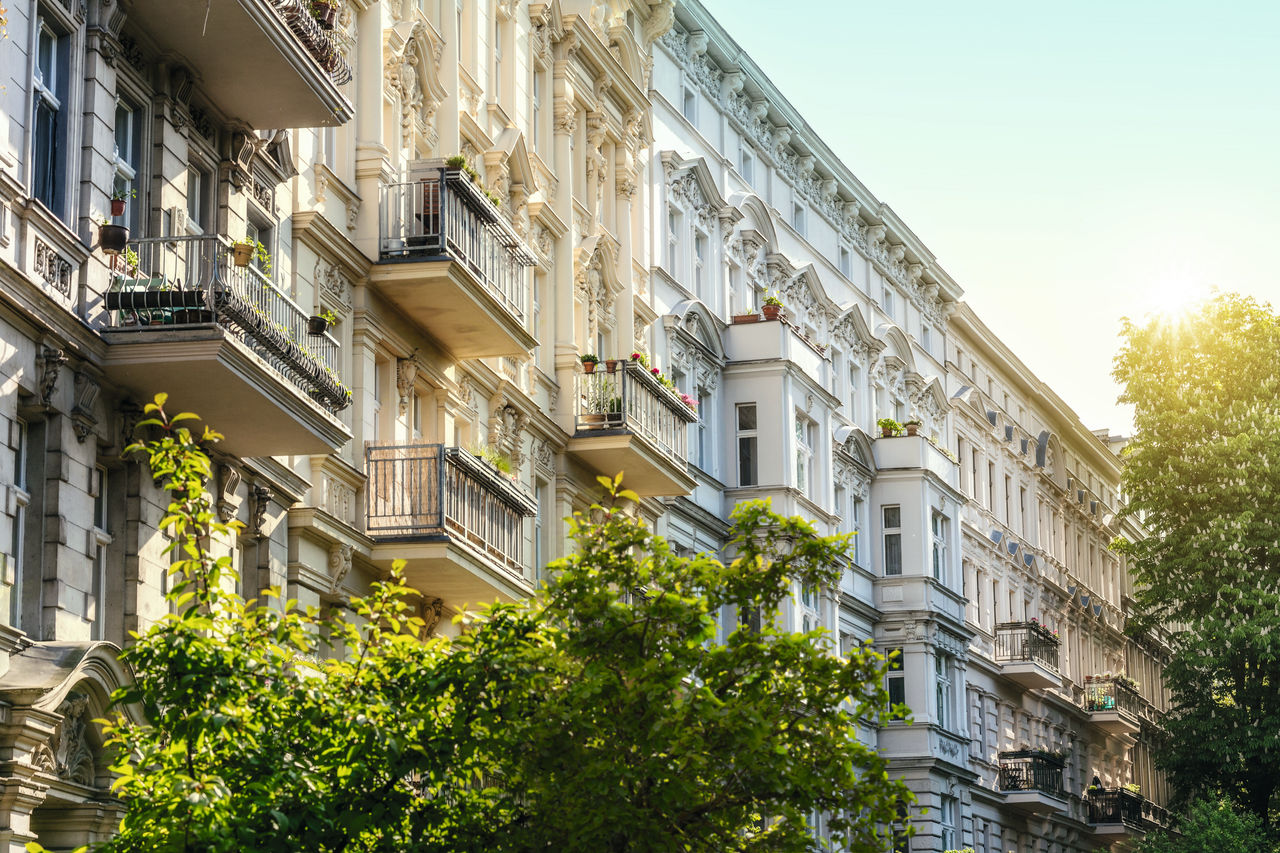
<box><xmin>737</xmin><ymin>404</ymin><xmax>758</xmax><ymax>487</ymax></box>
<box><xmin>89</xmin><ymin>466</ymin><xmax>111</xmax><ymax>641</ymax></box>
<box><xmin>693</xmin><ymin>392</ymin><xmax>709</xmax><ymax>473</ymax></box>
<box><xmin>739</xmin><ymin>146</ymin><xmax>753</xmax><ymax>184</ymax></box>
<box><xmin>882</xmin><ymin>285</ymin><xmax>895</xmax><ymax>320</ymax></box>
<box><xmin>8</xmin><ymin>420</ymin><xmax>29</xmax><ymax>631</ymax></box>
<box><xmin>987</xmin><ymin>461</ymin><xmax>996</xmax><ymax>509</ymax></box>
<box><xmin>1004</xmin><ymin>474</ymin><xmax>1012</xmax><ymax>523</ymax></box>
<box><xmin>838</xmin><ymin>245</ymin><xmax>852</xmax><ymax>279</ymax></box>
<box><xmin>113</xmin><ymin>100</ymin><xmax>143</xmax><ymax>230</ymax></box>
<box><xmin>693</xmin><ymin>231</ymin><xmax>707</xmax><ymax>298</ymax></box>
<box><xmin>33</xmin><ymin>17</ymin><xmax>70</xmax><ymax>216</ymax></box>
<box><xmin>531</xmin><ymin>70</ymin><xmax>543</xmax><ymax>151</ymax></box>
<box><xmin>728</xmin><ymin>264</ymin><xmax>743</xmax><ymax>314</ymax></box>
<box><xmin>921</xmin><ymin>324</ymin><xmax>933</xmax><ymax>357</ymax></box>
<box><xmin>682</xmin><ymin>86</ymin><xmax>696</xmax><ymax>123</ymax></box>
<box><xmin>848</xmin><ymin>363</ymin><xmax>860</xmax><ymax>420</ymax></box>
<box><xmin>666</xmin><ymin>207</ymin><xmax>681</xmax><ymax>274</ymax></box>
<box><xmin>931</xmin><ymin>511</ymin><xmax>947</xmax><ymax>582</ymax></box>
<box><xmin>798</xmin><ymin>583</ymin><xmax>819</xmax><ymax>633</ymax></box>
<box><xmin>886</xmin><ymin>647</ymin><xmax>905</xmax><ymax>708</ymax></box>
<box><xmin>882</xmin><ymin>505</ymin><xmax>902</xmax><ymax>576</ymax></box>
<box><xmin>791</xmin><ymin>202</ymin><xmax>806</xmax><ymax>236</ymax></box>
<box><xmin>492</xmin><ymin>18</ymin><xmax>503</xmax><ymax>104</ymax></box>
<box><xmin>245</xmin><ymin>220</ymin><xmax>272</xmax><ymax>279</ymax></box>
<box><xmin>935</xmin><ymin>654</ymin><xmax>953</xmax><ymax>729</ymax></box>
<box><xmin>794</xmin><ymin>414</ymin><xmax>814</xmax><ymax>496</ymax></box>
<box><xmin>939</xmin><ymin>796</ymin><xmax>958</xmax><ymax>850</ymax></box>
<box><xmin>186</xmin><ymin>165</ymin><xmax>213</xmax><ymax>235</ymax></box>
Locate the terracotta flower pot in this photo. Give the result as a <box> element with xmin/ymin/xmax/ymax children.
<box><xmin>604</xmin><ymin>359</ymin><xmax>619</xmax><ymax>373</ymax></box>
<box><xmin>307</xmin><ymin>315</ymin><xmax>329</xmax><ymax>336</ymax></box>
<box><xmin>232</xmin><ymin>243</ymin><xmax>254</xmax><ymax>267</ymax></box>
<box><xmin>881</xmin><ymin>427</ymin><xmax>894</xmax><ymax>438</ymax></box>
<box><xmin>110</xmin><ymin>198</ymin><xmax>126</xmax><ymax>217</ymax></box>
<box><xmin>582</xmin><ymin>361</ymin><xmax>596</xmax><ymax>374</ymax></box>
<box><xmin>732</xmin><ymin>313</ymin><xmax>760</xmax><ymax>324</ymax></box>
<box><xmin>905</xmin><ymin>424</ymin><xmax>919</xmax><ymax>436</ymax></box>
<box><xmin>762</xmin><ymin>304</ymin><xmax>783</xmax><ymax>321</ymax></box>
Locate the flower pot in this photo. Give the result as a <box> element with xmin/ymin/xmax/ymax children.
<box><xmin>307</xmin><ymin>315</ymin><xmax>329</xmax><ymax>336</ymax></box>
<box><xmin>762</xmin><ymin>304</ymin><xmax>783</xmax><ymax>321</ymax></box>
<box><xmin>99</xmin><ymin>223</ymin><xmax>129</xmax><ymax>255</ymax></box>
<box><xmin>232</xmin><ymin>243</ymin><xmax>254</xmax><ymax>267</ymax></box>
<box><xmin>905</xmin><ymin>424</ymin><xmax>919</xmax><ymax>436</ymax></box>
<box><xmin>881</xmin><ymin>427</ymin><xmax>894</xmax><ymax>438</ymax></box>
<box><xmin>582</xmin><ymin>361</ymin><xmax>596</xmax><ymax>374</ymax></box>
<box><xmin>313</xmin><ymin>0</ymin><xmax>338</xmax><ymax>28</ymax></box>
<box><xmin>604</xmin><ymin>359</ymin><xmax>619</xmax><ymax>373</ymax></box>
<box><xmin>732</xmin><ymin>313</ymin><xmax>760</xmax><ymax>324</ymax></box>
<box><xmin>110</xmin><ymin>198</ymin><xmax>126</xmax><ymax>217</ymax></box>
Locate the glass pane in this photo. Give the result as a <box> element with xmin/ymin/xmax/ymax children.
<box><xmin>738</xmin><ymin>436</ymin><xmax>757</xmax><ymax>486</ymax></box>
<box><xmin>883</xmin><ymin>505</ymin><xmax>901</xmax><ymax>529</ymax></box>
<box><xmin>737</xmin><ymin>404</ymin><xmax>756</xmax><ymax>431</ymax></box>
<box><xmin>884</xmin><ymin>533</ymin><xmax>901</xmax><ymax>575</ymax></box>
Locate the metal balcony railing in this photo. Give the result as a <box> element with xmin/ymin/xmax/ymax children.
<box><xmin>997</xmin><ymin>750</ymin><xmax>1065</xmax><ymax>795</ymax></box>
<box><xmin>103</xmin><ymin>235</ymin><xmax>350</xmax><ymax>412</ymax></box>
<box><xmin>574</xmin><ymin>361</ymin><xmax>698</xmax><ymax>465</ymax></box>
<box><xmin>1083</xmin><ymin>675</ymin><xmax>1142</xmax><ymax>716</ymax></box>
<box><xmin>1086</xmin><ymin>787</ymin><xmax>1145</xmax><ymax>826</ymax></box>
<box><xmin>994</xmin><ymin>621</ymin><xmax>1060</xmax><ymax>671</ymax></box>
<box><xmin>365</xmin><ymin>444</ymin><xmax>538</xmax><ymax>579</ymax></box>
<box><xmin>271</xmin><ymin>0</ymin><xmax>353</xmax><ymax>84</ymax></box>
<box><xmin>379</xmin><ymin>166</ymin><xmax>533</xmax><ymax>323</ymax></box>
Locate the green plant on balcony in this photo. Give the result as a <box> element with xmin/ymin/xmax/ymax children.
<box><xmin>763</xmin><ymin>294</ymin><xmax>784</xmax><ymax>308</ymax></box>
<box><xmin>877</xmin><ymin>417</ymin><xmax>903</xmax><ymax>438</ymax></box>
<box><xmin>470</xmin><ymin>444</ymin><xmax>516</xmax><ymax>477</ymax></box>
<box><xmin>1124</xmin><ymin>782</ymin><xmax>1141</xmax><ymax>794</ymax></box>
<box><xmin>232</xmin><ymin>239</ymin><xmax>272</xmax><ymax>276</ymax></box>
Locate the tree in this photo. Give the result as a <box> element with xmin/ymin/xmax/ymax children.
<box><xmin>73</xmin><ymin>397</ymin><xmax>911</xmax><ymax>852</ymax></box>
<box><xmin>1114</xmin><ymin>293</ymin><xmax>1280</xmax><ymax>825</ymax></box>
<box><xmin>1134</xmin><ymin>798</ymin><xmax>1276</xmax><ymax>853</ymax></box>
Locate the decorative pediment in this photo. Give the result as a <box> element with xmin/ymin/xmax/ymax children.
<box><xmin>661</xmin><ymin>152</ymin><xmax>740</xmax><ymax>232</ymax></box>
<box><xmin>831</xmin><ymin>306</ymin><xmax>883</xmax><ymax>362</ymax></box>
<box><xmin>780</xmin><ymin>264</ymin><xmax>838</xmax><ymax>337</ymax></box>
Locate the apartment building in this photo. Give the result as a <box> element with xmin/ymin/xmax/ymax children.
<box><xmin>0</xmin><ymin>0</ymin><xmax>1166</xmax><ymax>850</ymax></box>
<box><xmin>650</xmin><ymin>2</ymin><xmax>1170</xmax><ymax>851</ymax></box>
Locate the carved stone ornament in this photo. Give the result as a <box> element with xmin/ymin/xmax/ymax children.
<box><xmin>34</xmin><ymin>239</ymin><xmax>72</xmax><ymax>298</ymax></box>
<box><xmin>31</xmin><ymin>692</ymin><xmax>96</xmax><ymax>786</ymax></box>
<box><xmin>217</xmin><ymin>464</ymin><xmax>242</xmax><ymax>524</ymax></box>
<box><xmin>251</xmin><ymin>485</ymin><xmax>273</xmax><ymax>537</ymax></box>
<box><xmin>396</xmin><ymin>355</ymin><xmax>419</xmax><ymax>416</ymax></box>
<box><xmin>421</xmin><ymin>597</ymin><xmax>446</xmax><ymax>636</ymax></box>
<box><xmin>329</xmin><ymin>542</ymin><xmax>353</xmax><ymax>593</ymax></box>
<box><xmin>39</xmin><ymin>347</ymin><xmax>67</xmax><ymax>409</ymax></box>
<box><xmin>71</xmin><ymin>371</ymin><xmax>100</xmax><ymax>443</ymax></box>
<box><xmin>315</xmin><ymin>259</ymin><xmax>352</xmax><ymax>309</ymax></box>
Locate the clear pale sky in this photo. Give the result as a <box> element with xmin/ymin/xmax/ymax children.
<box><xmin>698</xmin><ymin>0</ymin><xmax>1280</xmax><ymax>434</ymax></box>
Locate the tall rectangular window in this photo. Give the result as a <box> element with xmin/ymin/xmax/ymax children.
<box><xmin>682</xmin><ymin>87</ymin><xmax>696</xmax><ymax>123</ymax></box>
<box><xmin>33</xmin><ymin>17</ymin><xmax>69</xmax><ymax>216</ymax></box>
<box><xmin>882</xmin><ymin>505</ymin><xmax>902</xmax><ymax>576</ymax></box>
<box><xmin>939</xmin><ymin>796</ymin><xmax>958</xmax><ymax>850</ymax></box>
<box><xmin>666</xmin><ymin>207</ymin><xmax>681</xmax><ymax>274</ymax></box>
<box><xmin>113</xmin><ymin>100</ymin><xmax>143</xmax><ymax>231</ymax></box>
<box><xmin>851</xmin><ymin>496</ymin><xmax>864</xmax><ymax>567</ymax></box>
<box><xmin>89</xmin><ymin>466</ymin><xmax>111</xmax><ymax>641</ymax></box>
<box><xmin>935</xmin><ymin>654</ymin><xmax>952</xmax><ymax>729</ymax></box>
<box><xmin>740</xmin><ymin>147</ymin><xmax>753</xmax><ymax>184</ymax></box>
<box><xmin>794</xmin><ymin>414</ymin><xmax>814</xmax><ymax>496</ymax></box>
<box><xmin>931</xmin><ymin>511</ymin><xmax>947</xmax><ymax>583</ymax></box>
<box><xmin>886</xmin><ymin>647</ymin><xmax>905</xmax><ymax>708</ymax></box>
<box><xmin>838</xmin><ymin>245</ymin><xmax>852</xmax><ymax>279</ymax></box>
<box><xmin>791</xmin><ymin>202</ymin><xmax>806</xmax><ymax>236</ymax></box>
<box><xmin>8</xmin><ymin>420</ymin><xmax>29</xmax><ymax>631</ymax></box>
<box><xmin>186</xmin><ymin>165</ymin><xmax>212</xmax><ymax>235</ymax></box>
<box><xmin>694</xmin><ymin>392</ymin><xmax>709</xmax><ymax>473</ymax></box>
<box><xmin>693</xmin><ymin>231</ymin><xmax>707</xmax><ymax>298</ymax></box>
<box><xmin>882</xmin><ymin>285</ymin><xmax>895</xmax><ymax>320</ymax></box>
<box><xmin>737</xmin><ymin>404</ymin><xmax>758</xmax><ymax>487</ymax></box>
<box><xmin>531</xmin><ymin>71</ymin><xmax>543</xmax><ymax>151</ymax></box>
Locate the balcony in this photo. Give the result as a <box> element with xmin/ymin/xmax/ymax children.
<box><xmin>1083</xmin><ymin>675</ymin><xmax>1143</xmax><ymax>736</ymax></box>
<box><xmin>871</xmin><ymin>434</ymin><xmax>960</xmax><ymax>490</ymax></box>
<box><xmin>124</xmin><ymin>0</ymin><xmax>352</xmax><ymax>127</ymax></box>
<box><xmin>566</xmin><ymin>361</ymin><xmax>698</xmax><ymax>498</ymax></box>
<box><xmin>374</xmin><ymin>166</ymin><xmax>537</xmax><ymax>359</ymax></box>
<box><xmin>1086</xmin><ymin>787</ymin><xmax>1148</xmax><ymax>839</ymax></box>
<box><xmin>997</xmin><ymin>750</ymin><xmax>1068</xmax><ymax>814</ymax></box>
<box><xmin>100</xmin><ymin>236</ymin><xmax>350</xmax><ymax>457</ymax></box>
<box><xmin>994</xmin><ymin>621</ymin><xmax>1062</xmax><ymax>690</ymax></box>
<box><xmin>365</xmin><ymin>444</ymin><xmax>538</xmax><ymax>607</ymax></box>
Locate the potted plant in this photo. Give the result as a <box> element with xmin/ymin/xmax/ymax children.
<box><xmin>904</xmin><ymin>418</ymin><xmax>922</xmax><ymax>436</ymax></box>
<box><xmin>877</xmin><ymin>417</ymin><xmax>902</xmax><ymax>438</ymax></box>
<box><xmin>308</xmin><ymin>308</ymin><xmax>339</xmax><ymax>336</ymax></box>
<box><xmin>762</xmin><ymin>294</ymin><xmax>785</xmax><ymax>320</ymax></box>
<box><xmin>732</xmin><ymin>311</ymin><xmax>761</xmax><ymax>324</ymax></box>
<box><xmin>580</xmin><ymin>353</ymin><xmax>600</xmax><ymax>374</ymax></box>
<box><xmin>232</xmin><ymin>239</ymin><xmax>272</xmax><ymax>276</ymax></box>
<box><xmin>110</xmin><ymin>187</ymin><xmax>135</xmax><ymax>217</ymax></box>
<box><xmin>99</xmin><ymin>221</ymin><xmax>129</xmax><ymax>255</ymax></box>
<box><xmin>604</xmin><ymin>358</ymin><xmax>620</xmax><ymax>373</ymax></box>
<box><xmin>310</xmin><ymin>0</ymin><xmax>338</xmax><ymax>29</ymax></box>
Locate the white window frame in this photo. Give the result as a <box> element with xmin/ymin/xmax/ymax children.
<box><xmin>89</xmin><ymin>465</ymin><xmax>111</xmax><ymax>641</ymax></box>
<box><xmin>692</xmin><ymin>230</ymin><xmax>708</xmax><ymax>299</ymax></box>
<box><xmin>838</xmin><ymin>244</ymin><xmax>852</xmax><ymax>279</ymax></box>
<box><xmin>736</xmin><ymin>403</ymin><xmax>758</xmax><ymax>487</ymax></box>
<box><xmin>8</xmin><ymin>420</ymin><xmax>29</xmax><ymax>631</ymax></box>
<box><xmin>739</xmin><ymin>146</ymin><xmax>753</xmax><ymax>184</ymax></box>
<box><xmin>935</xmin><ymin>654</ymin><xmax>953</xmax><ymax>729</ymax></box>
<box><xmin>682</xmin><ymin>86</ymin><xmax>697</xmax><ymax>124</ymax></box>
<box><xmin>882</xmin><ymin>505</ymin><xmax>902</xmax><ymax>576</ymax></box>
<box><xmin>32</xmin><ymin>16</ymin><xmax>68</xmax><ymax>217</ymax></box>
<box><xmin>794</xmin><ymin>413</ymin><xmax>815</xmax><ymax>497</ymax></box>
<box><xmin>791</xmin><ymin>202</ymin><xmax>806</xmax><ymax>236</ymax></box>
<box><xmin>931</xmin><ymin>510</ymin><xmax>948</xmax><ymax>583</ymax></box>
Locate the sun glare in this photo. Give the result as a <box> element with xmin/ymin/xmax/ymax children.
<box><xmin>1143</xmin><ymin>279</ymin><xmax>1213</xmax><ymax>321</ymax></box>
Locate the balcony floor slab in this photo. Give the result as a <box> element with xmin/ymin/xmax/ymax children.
<box><xmin>568</xmin><ymin>431</ymin><xmax>697</xmax><ymax>498</ymax></box>
<box><xmin>101</xmin><ymin>325</ymin><xmax>349</xmax><ymax>457</ymax></box>
<box><xmin>1088</xmin><ymin>711</ymin><xmax>1142</xmax><ymax>737</ymax></box>
<box><xmin>369</xmin><ymin>539</ymin><xmax>533</xmax><ymax>611</ymax></box>
<box><xmin>1002</xmin><ymin>789</ymin><xmax>1069</xmax><ymax>814</ymax></box>
<box><xmin>999</xmin><ymin>660</ymin><xmax>1062</xmax><ymax>690</ymax></box>
<box><xmin>370</xmin><ymin>258</ymin><xmax>536</xmax><ymax>359</ymax></box>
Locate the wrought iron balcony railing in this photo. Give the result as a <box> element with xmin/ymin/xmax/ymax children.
<box><xmin>574</xmin><ymin>361</ymin><xmax>698</xmax><ymax>464</ymax></box>
<box><xmin>103</xmin><ymin>235</ymin><xmax>350</xmax><ymax>412</ymax></box>
<box><xmin>1086</xmin><ymin>787</ymin><xmax>1146</xmax><ymax>826</ymax></box>
<box><xmin>994</xmin><ymin>621</ymin><xmax>1060</xmax><ymax>671</ymax></box>
<box><xmin>379</xmin><ymin>166</ymin><xmax>533</xmax><ymax>323</ymax></box>
<box><xmin>272</xmin><ymin>0</ymin><xmax>352</xmax><ymax>84</ymax></box>
<box><xmin>1083</xmin><ymin>675</ymin><xmax>1142</xmax><ymax>716</ymax></box>
<box><xmin>997</xmin><ymin>750</ymin><xmax>1065</xmax><ymax>795</ymax></box>
<box><xmin>365</xmin><ymin>444</ymin><xmax>538</xmax><ymax>579</ymax></box>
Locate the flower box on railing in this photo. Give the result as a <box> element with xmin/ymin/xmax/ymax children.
<box><xmin>447</xmin><ymin>447</ymin><xmax>538</xmax><ymax>516</ymax></box>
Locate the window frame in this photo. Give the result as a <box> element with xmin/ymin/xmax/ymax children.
<box><xmin>736</xmin><ymin>403</ymin><xmax>758</xmax><ymax>487</ymax></box>
<box><xmin>882</xmin><ymin>504</ymin><xmax>902</xmax><ymax>576</ymax></box>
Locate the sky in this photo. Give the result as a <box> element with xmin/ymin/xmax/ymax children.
<box><xmin>697</xmin><ymin>0</ymin><xmax>1280</xmax><ymax>434</ymax></box>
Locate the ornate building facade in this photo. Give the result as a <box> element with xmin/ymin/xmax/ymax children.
<box><xmin>0</xmin><ymin>0</ymin><xmax>1165</xmax><ymax>850</ymax></box>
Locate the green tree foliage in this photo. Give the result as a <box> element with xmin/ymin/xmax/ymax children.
<box><xmin>1134</xmin><ymin>798</ymin><xmax>1276</xmax><ymax>853</ymax></box>
<box><xmin>73</xmin><ymin>397</ymin><xmax>911</xmax><ymax>852</ymax></box>
<box><xmin>1114</xmin><ymin>293</ymin><xmax>1280</xmax><ymax>824</ymax></box>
